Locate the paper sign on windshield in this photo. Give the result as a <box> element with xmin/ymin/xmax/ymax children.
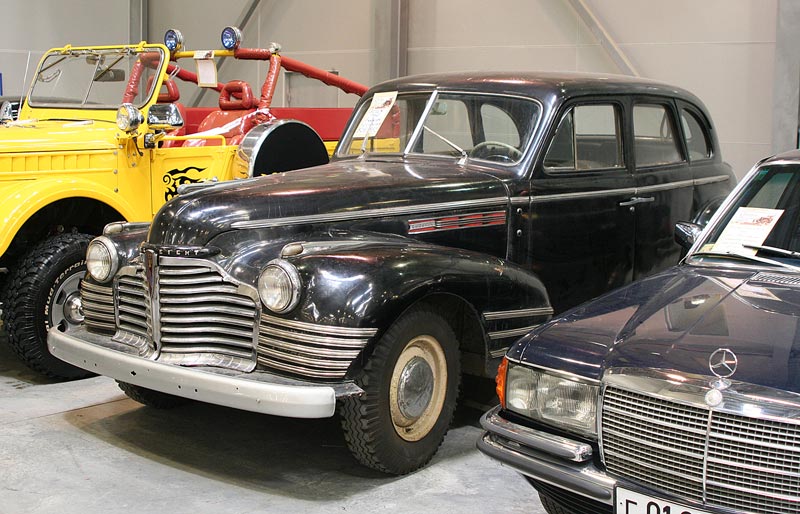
<box><xmin>712</xmin><ymin>207</ymin><xmax>784</xmax><ymax>255</ymax></box>
<box><xmin>353</xmin><ymin>91</ymin><xmax>397</xmax><ymax>138</ymax></box>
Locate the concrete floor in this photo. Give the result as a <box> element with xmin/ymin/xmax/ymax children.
<box><xmin>0</xmin><ymin>329</ymin><xmax>546</xmax><ymax>514</ymax></box>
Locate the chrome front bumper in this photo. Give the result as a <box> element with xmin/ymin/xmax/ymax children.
<box><xmin>48</xmin><ymin>326</ymin><xmax>363</xmax><ymax>419</ymax></box>
<box><xmin>477</xmin><ymin>405</ymin><xmax>616</xmax><ymax>505</ymax></box>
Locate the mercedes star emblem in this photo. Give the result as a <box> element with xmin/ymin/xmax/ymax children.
<box><xmin>709</xmin><ymin>348</ymin><xmax>738</xmax><ymax>379</ymax></box>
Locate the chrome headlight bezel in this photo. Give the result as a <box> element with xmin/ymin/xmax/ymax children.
<box><xmin>86</xmin><ymin>236</ymin><xmax>120</xmax><ymax>283</ymax></box>
<box><xmin>505</xmin><ymin>362</ymin><xmax>599</xmax><ymax>438</ymax></box>
<box><xmin>257</xmin><ymin>259</ymin><xmax>302</xmax><ymax>314</ymax></box>
<box><xmin>116</xmin><ymin>103</ymin><xmax>143</xmax><ymax>133</ymax></box>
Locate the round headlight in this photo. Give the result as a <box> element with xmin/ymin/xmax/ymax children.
<box><xmin>116</xmin><ymin>103</ymin><xmax>143</xmax><ymax>133</ymax></box>
<box><xmin>257</xmin><ymin>259</ymin><xmax>301</xmax><ymax>313</ymax></box>
<box><xmin>164</xmin><ymin>28</ymin><xmax>184</xmax><ymax>52</ymax></box>
<box><xmin>86</xmin><ymin>237</ymin><xmax>119</xmax><ymax>283</ymax></box>
<box><xmin>221</xmin><ymin>26</ymin><xmax>243</xmax><ymax>50</ymax></box>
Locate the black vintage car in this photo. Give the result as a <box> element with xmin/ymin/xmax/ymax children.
<box><xmin>47</xmin><ymin>72</ymin><xmax>733</xmax><ymax>475</ymax></box>
<box><xmin>478</xmin><ymin>151</ymin><xmax>800</xmax><ymax>513</ymax></box>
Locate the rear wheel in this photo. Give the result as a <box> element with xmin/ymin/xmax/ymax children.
<box><xmin>3</xmin><ymin>233</ymin><xmax>93</xmax><ymax>379</ymax></box>
<box><xmin>339</xmin><ymin>306</ymin><xmax>460</xmax><ymax>475</ymax></box>
<box><xmin>117</xmin><ymin>381</ymin><xmax>190</xmax><ymax>409</ymax></box>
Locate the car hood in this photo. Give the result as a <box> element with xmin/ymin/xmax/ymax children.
<box><xmin>514</xmin><ymin>265</ymin><xmax>800</xmax><ymax>393</ymax></box>
<box><xmin>148</xmin><ymin>158</ymin><xmax>510</xmax><ymax>246</ymax></box>
<box><xmin>0</xmin><ymin>119</ymin><xmax>118</xmax><ymax>153</ymax></box>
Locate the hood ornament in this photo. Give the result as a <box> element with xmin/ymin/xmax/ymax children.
<box><xmin>705</xmin><ymin>348</ymin><xmax>737</xmax><ymax>407</ymax></box>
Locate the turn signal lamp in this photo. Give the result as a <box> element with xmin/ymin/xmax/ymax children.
<box><xmin>221</xmin><ymin>26</ymin><xmax>243</xmax><ymax>50</ymax></box>
<box><xmin>496</xmin><ymin>357</ymin><xmax>509</xmax><ymax>408</ymax></box>
<box><xmin>164</xmin><ymin>29</ymin><xmax>184</xmax><ymax>52</ymax></box>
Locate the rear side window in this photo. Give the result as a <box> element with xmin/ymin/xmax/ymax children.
<box><xmin>544</xmin><ymin>104</ymin><xmax>623</xmax><ymax>171</ymax></box>
<box><xmin>633</xmin><ymin>104</ymin><xmax>683</xmax><ymax>167</ymax></box>
<box><xmin>681</xmin><ymin>109</ymin><xmax>712</xmax><ymax>160</ymax></box>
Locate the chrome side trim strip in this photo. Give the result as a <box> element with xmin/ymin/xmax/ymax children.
<box><xmin>232</xmin><ymin>197</ymin><xmax>510</xmax><ymax>230</ymax></box>
<box><xmin>637</xmin><ymin>178</ymin><xmax>695</xmax><ymax>193</ymax></box>
<box><xmin>488</xmin><ymin>324</ymin><xmax>541</xmax><ymax>340</ymax></box>
<box><xmin>261</xmin><ymin>313</ymin><xmax>379</xmax><ymax>338</ymax></box>
<box><xmin>530</xmin><ymin>175</ymin><xmax>731</xmax><ymax>204</ymax></box>
<box><xmin>694</xmin><ymin>174</ymin><xmax>731</xmax><ymax>186</ymax></box>
<box><xmin>484</xmin><ymin>306</ymin><xmax>554</xmax><ymax>321</ymax></box>
<box><xmin>489</xmin><ymin>347</ymin><xmax>510</xmax><ymax>358</ymax></box>
<box><xmin>531</xmin><ymin>187</ymin><xmax>637</xmax><ymax>203</ymax></box>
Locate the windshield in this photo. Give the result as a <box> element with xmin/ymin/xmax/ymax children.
<box><xmin>690</xmin><ymin>164</ymin><xmax>800</xmax><ymax>269</ymax></box>
<box><xmin>28</xmin><ymin>47</ymin><xmax>165</xmax><ymax>110</ymax></box>
<box><xmin>337</xmin><ymin>91</ymin><xmax>540</xmax><ymax>165</ymax></box>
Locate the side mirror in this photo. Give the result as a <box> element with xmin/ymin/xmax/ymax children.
<box><xmin>675</xmin><ymin>221</ymin><xmax>702</xmax><ymax>250</ymax></box>
<box><xmin>147</xmin><ymin>103</ymin><xmax>184</xmax><ymax>131</ymax></box>
<box><xmin>0</xmin><ymin>101</ymin><xmax>15</xmax><ymax>121</ymax></box>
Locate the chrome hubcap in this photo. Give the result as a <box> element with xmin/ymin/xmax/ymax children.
<box><xmin>397</xmin><ymin>356</ymin><xmax>434</xmax><ymax>420</ymax></box>
<box><xmin>389</xmin><ymin>334</ymin><xmax>448</xmax><ymax>442</ymax></box>
<box><xmin>51</xmin><ymin>273</ymin><xmax>84</xmax><ymax>330</ymax></box>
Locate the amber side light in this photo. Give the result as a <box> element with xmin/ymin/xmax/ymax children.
<box><xmin>496</xmin><ymin>357</ymin><xmax>509</xmax><ymax>408</ymax></box>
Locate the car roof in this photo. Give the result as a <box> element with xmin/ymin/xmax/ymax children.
<box><xmin>764</xmin><ymin>149</ymin><xmax>800</xmax><ymax>164</ymax></box>
<box><xmin>369</xmin><ymin>71</ymin><xmax>706</xmax><ymax>108</ymax></box>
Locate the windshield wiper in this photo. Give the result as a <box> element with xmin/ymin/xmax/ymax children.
<box><xmin>690</xmin><ymin>250</ymin><xmax>800</xmax><ymax>272</ymax></box>
<box><xmin>422</xmin><ymin>125</ymin><xmax>468</xmax><ymax>164</ymax></box>
<box><xmin>743</xmin><ymin>244</ymin><xmax>800</xmax><ymax>259</ymax></box>
<box><xmin>93</xmin><ymin>54</ymin><xmax>126</xmax><ymax>82</ymax></box>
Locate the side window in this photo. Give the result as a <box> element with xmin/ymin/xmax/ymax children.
<box><xmin>544</xmin><ymin>104</ymin><xmax>623</xmax><ymax>171</ymax></box>
<box><xmin>633</xmin><ymin>103</ymin><xmax>683</xmax><ymax>167</ymax></box>
<box><xmin>681</xmin><ymin>109</ymin><xmax>712</xmax><ymax>160</ymax></box>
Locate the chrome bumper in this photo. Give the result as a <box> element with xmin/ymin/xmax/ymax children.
<box><xmin>477</xmin><ymin>405</ymin><xmax>616</xmax><ymax>505</ymax></box>
<box><xmin>48</xmin><ymin>326</ymin><xmax>363</xmax><ymax>419</ymax></box>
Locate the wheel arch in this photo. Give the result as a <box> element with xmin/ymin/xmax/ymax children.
<box><xmin>1</xmin><ymin>196</ymin><xmax>128</xmax><ymax>268</ymax></box>
<box><xmin>289</xmin><ymin>239</ymin><xmax>551</xmax><ymax>379</ymax></box>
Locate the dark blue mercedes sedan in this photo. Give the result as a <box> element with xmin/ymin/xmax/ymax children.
<box><xmin>478</xmin><ymin>150</ymin><xmax>800</xmax><ymax>514</ymax></box>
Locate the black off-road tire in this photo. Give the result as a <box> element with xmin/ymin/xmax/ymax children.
<box><xmin>117</xmin><ymin>381</ymin><xmax>190</xmax><ymax>409</ymax></box>
<box><xmin>339</xmin><ymin>306</ymin><xmax>460</xmax><ymax>475</ymax></box>
<box><xmin>3</xmin><ymin>232</ymin><xmax>93</xmax><ymax>379</ymax></box>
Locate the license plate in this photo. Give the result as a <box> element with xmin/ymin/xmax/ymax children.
<box><xmin>616</xmin><ymin>487</ymin><xmax>713</xmax><ymax>514</ymax></box>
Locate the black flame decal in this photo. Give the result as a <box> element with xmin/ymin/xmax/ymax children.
<box><xmin>163</xmin><ymin>166</ymin><xmax>207</xmax><ymax>202</ymax></box>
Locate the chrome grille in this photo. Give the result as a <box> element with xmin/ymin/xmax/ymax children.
<box><xmin>114</xmin><ymin>256</ymin><xmax>259</xmax><ymax>370</ymax></box>
<box><xmin>81</xmin><ymin>281</ymin><xmax>115</xmax><ymax>334</ymax></box>
<box><xmin>258</xmin><ymin>314</ymin><xmax>377</xmax><ymax>379</ymax></box>
<box><xmin>116</xmin><ymin>266</ymin><xmax>149</xmax><ymax>340</ymax></box>
<box><xmin>602</xmin><ymin>385</ymin><xmax>800</xmax><ymax>513</ymax></box>
<box><xmin>156</xmin><ymin>259</ymin><xmax>258</xmax><ymax>364</ymax></box>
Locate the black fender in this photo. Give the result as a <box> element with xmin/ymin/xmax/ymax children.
<box><xmin>237</xmin><ymin>119</ymin><xmax>329</xmax><ymax>177</ymax></box>
<box><xmin>283</xmin><ymin>235</ymin><xmax>552</xmax><ymax>376</ymax></box>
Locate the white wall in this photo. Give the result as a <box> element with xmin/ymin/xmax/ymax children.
<box><xmin>0</xmin><ymin>0</ymin><xmax>131</xmax><ymax>98</ymax></box>
<box><xmin>0</xmin><ymin>0</ymin><xmax>787</xmax><ymax>177</ymax></box>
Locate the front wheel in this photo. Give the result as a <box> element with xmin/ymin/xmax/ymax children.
<box><xmin>3</xmin><ymin>233</ymin><xmax>94</xmax><ymax>379</ymax></box>
<box><xmin>339</xmin><ymin>306</ymin><xmax>460</xmax><ymax>475</ymax></box>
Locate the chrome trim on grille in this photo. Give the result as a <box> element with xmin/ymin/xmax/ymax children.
<box><xmin>258</xmin><ymin>313</ymin><xmax>377</xmax><ymax>379</ymax></box>
<box><xmin>483</xmin><ymin>306</ymin><xmax>554</xmax><ymax>321</ymax></box>
<box><xmin>113</xmin><ymin>256</ymin><xmax>260</xmax><ymax>372</ymax></box>
<box><xmin>81</xmin><ymin>281</ymin><xmax>115</xmax><ymax>333</ymax></box>
<box><xmin>231</xmin><ymin>197</ymin><xmax>510</xmax><ymax>229</ymax></box>
<box><xmin>601</xmin><ymin>369</ymin><xmax>800</xmax><ymax>514</ymax></box>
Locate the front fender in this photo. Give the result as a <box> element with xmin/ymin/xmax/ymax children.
<box><xmin>0</xmin><ymin>177</ymin><xmax>144</xmax><ymax>257</ymax></box>
<box><xmin>285</xmin><ymin>236</ymin><xmax>551</xmax><ymax>357</ymax></box>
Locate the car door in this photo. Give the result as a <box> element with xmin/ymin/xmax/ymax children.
<box><xmin>529</xmin><ymin>99</ymin><xmax>636</xmax><ymax>313</ymax></box>
<box><xmin>630</xmin><ymin>97</ymin><xmax>694</xmax><ymax>278</ymax></box>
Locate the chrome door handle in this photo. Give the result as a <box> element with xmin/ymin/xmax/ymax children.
<box><xmin>619</xmin><ymin>196</ymin><xmax>655</xmax><ymax>207</ymax></box>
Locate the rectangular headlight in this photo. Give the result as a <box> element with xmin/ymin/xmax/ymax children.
<box><xmin>505</xmin><ymin>363</ymin><xmax>598</xmax><ymax>437</ymax></box>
